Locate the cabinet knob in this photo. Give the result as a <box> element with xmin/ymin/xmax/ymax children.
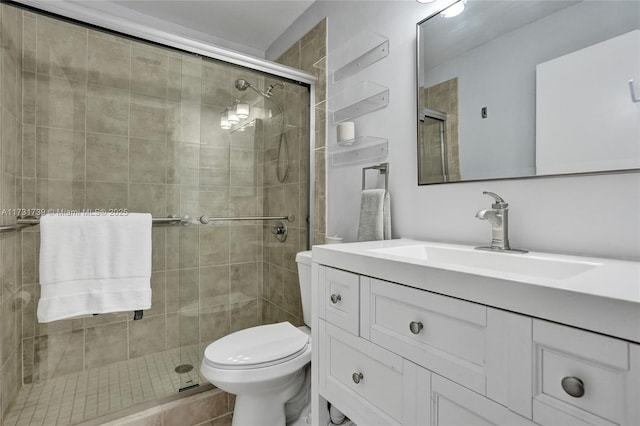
<box><xmin>561</xmin><ymin>376</ymin><xmax>585</xmax><ymax>398</ymax></box>
<box><xmin>409</xmin><ymin>321</ymin><xmax>424</xmax><ymax>334</ymax></box>
<box><xmin>330</xmin><ymin>293</ymin><xmax>342</xmax><ymax>304</ymax></box>
<box><xmin>352</xmin><ymin>372</ymin><xmax>364</xmax><ymax>384</ymax></box>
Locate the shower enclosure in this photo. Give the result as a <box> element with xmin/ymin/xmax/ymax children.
<box><xmin>0</xmin><ymin>3</ymin><xmax>313</xmax><ymax>425</ymax></box>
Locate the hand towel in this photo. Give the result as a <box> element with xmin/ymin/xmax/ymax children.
<box><xmin>37</xmin><ymin>213</ymin><xmax>152</xmax><ymax>323</ymax></box>
<box><xmin>357</xmin><ymin>189</ymin><xmax>392</xmax><ymax>241</ymax></box>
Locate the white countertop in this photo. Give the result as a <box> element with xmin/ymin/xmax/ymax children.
<box><xmin>312</xmin><ymin>239</ymin><xmax>640</xmax><ymax>343</ymax></box>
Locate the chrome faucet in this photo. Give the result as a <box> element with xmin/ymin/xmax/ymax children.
<box><xmin>475</xmin><ymin>191</ymin><xmax>527</xmax><ymax>253</ymax></box>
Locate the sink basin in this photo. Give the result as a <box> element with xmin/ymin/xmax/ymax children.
<box><xmin>369</xmin><ymin>244</ymin><xmax>602</xmax><ymax>280</ymax></box>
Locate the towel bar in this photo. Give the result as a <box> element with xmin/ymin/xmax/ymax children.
<box><xmin>2</xmin><ymin>214</ymin><xmax>296</xmax><ymax>234</ymax></box>
<box><xmin>362</xmin><ymin>162</ymin><xmax>389</xmax><ymax>191</ymax></box>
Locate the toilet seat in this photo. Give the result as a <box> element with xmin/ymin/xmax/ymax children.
<box><xmin>203</xmin><ymin>322</ymin><xmax>310</xmax><ymax>370</ymax></box>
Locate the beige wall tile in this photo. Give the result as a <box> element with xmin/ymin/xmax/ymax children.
<box><xmin>230</xmin><ymin>299</ymin><xmax>258</xmax><ymax>332</ymax></box>
<box><xmin>151</xmin><ymin>228</ymin><xmax>166</xmax><ymax>271</ymax></box>
<box><xmin>36</xmin><ymin>127</ymin><xmax>85</xmax><ymax>180</ymax></box>
<box><xmin>229</xmin><ymin>262</ymin><xmax>259</xmax><ymax>304</ymax></box>
<box><xmin>85</xmin><ymin>132</ymin><xmax>128</xmax><ymax>182</ymax></box>
<box><xmin>131</xmin><ymin>45</ymin><xmax>169</xmax><ymax>98</ymax></box>
<box><xmin>199</xmin><ymin>225</ymin><xmax>229</xmax><ymax>267</ymax></box>
<box><xmin>35</xmin><ymin>179</ymin><xmax>85</xmax><ymax>210</ymax></box>
<box><xmin>88</xmin><ymin>35</ymin><xmax>131</xmax><ymax>89</ymax></box>
<box><xmin>36</xmin><ymin>74</ymin><xmax>86</xmax><ymax>131</ymax></box>
<box><xmin>84</xmin><ymin>322</ymin><xmax>127</xmax><ymax>369</ymax></box>
<box><xmin>199</xmin><ymin>266</ymin><xmax>229</xmax><ymax>308</ymax></box>
<box><xmin>178</xmin><ymin>227</ymin><xmax>200</xmax><ymax>269</ymax></box>
<box><xmin>129</xmin><ymin>183</ymin><xmax>166</xmax><ymax>216</ymax></box>
<box><xmin>33</xmin><ymin>329</ymin><xmax>83</xmax><ymax>380</ymax></box>
<box><xmin>22</xmin><ymin>71</ymin><xmax>36</xmax><ymax>125</ymax></box>
<box><xmin>87</xmin><ymin>84</ymin><xmax>129</xmax><ymax>135</ymax></box>
<box><xmin>201</xmin><ymin>61</ymin><xmax>232</xmax><ymax>106</ymax></box>
<box><xmin>2</xmin><ymin>50</ymin><xmax>19</xmax><ymax>118</ymax></box>
<box><xmin>229</xmin><ymin>225</ymin><xmax>260</xmax><ymax>263</ymax></box>
<box><xmin>129</xmin><ymin>315</ymin><xmax>166</xmax><ymax>358</ymax></box>
<box><xmin>130</xmin><ymin>138</ymin><xmax>168</xmax><ymax>184</ymax></box>
<box><xmin>36</xmin><ymin>16</ymin><xmax>87</xmax><ymax>81</ymax></box>
<box><xmin>22</xmin><ymin>124</ymin><xmax>36</xmax><ymax>178</ymax></box>
<box><xmin>2</xmin><ymin>109</ymin><xmax>18</xmax><ymax>175</ymax></box>
<box><xmin>85</xmin><ymin>182</ymin><xmax>128</xmax><ymax>210</ymax></box>
<box><xmin>178</xmin><ymin>268</ymin><xmax>199</xmax><ymax>311</ymax></box>
<box><xmin>199</xmin><ymin>304</ymin><xmax>230</xmax><ymax>344</ymax></box>
<box><xmin>130</xmin><ymin>95</ymin><xmax>168</xmax><ymax>141</ymax></box>
<box><xmin>199</xmin><ymin>188</ymin><xmax>230</xmax><ymax>218</ymax></box>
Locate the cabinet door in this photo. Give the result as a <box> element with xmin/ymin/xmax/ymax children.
<box><xmin>429</xmin><ymin>374</ymin><xmax>536</xmax><ymax>426</ymax></box>
<box><xmin>363</xmin><ymin>278</ymin><xmax>533</xmax><ymax>416</ymax></box>
<box><xmin>318</xmin><ymin>266</ymin><xmax>360</xmax><ymax>335</ymax></box>
<box><xmin>319</xmin><ymin>320</ymin><xmax>417</xmax><ymax>425</ymax></box>
<box><xmin>532</xmin><ymin>320</ymin><xmax>640</xmax><ymax>425</ymax></box>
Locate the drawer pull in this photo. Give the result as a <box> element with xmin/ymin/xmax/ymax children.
<box><xmin>352</xmin><ymin>372</ymin><xmax>364</xmax><ymax>384</ymax></box>
<box><xmin>330</xmin><ymin>294</ymin><xmax>342</xmax><ymax>304</ymax></box>
<box><xmin>409</xmin><ymin>321</ymin><xmax>424</xmax><ymax>334</ymax></box>
<box><xmin>561</xmin><ymin>376</ymin><xmax>585</xmax><ymax>398</ymax></box>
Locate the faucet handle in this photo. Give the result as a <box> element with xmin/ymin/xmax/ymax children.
<box><xmin>482</xmin><ymin>191</ymin><xmax>508</xmax><ymax>209</ymax></box>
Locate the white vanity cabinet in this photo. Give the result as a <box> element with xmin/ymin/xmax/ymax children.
<box><xmin>313</xmin><ymin>264</ymin><xmax>640</xmax><ymax>426</ymax></box>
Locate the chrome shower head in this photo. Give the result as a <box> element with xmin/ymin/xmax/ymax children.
<box><xmin>234</xmin><ymin>79</ymin><xmax>252</xmax><ymax>91</ymax></box>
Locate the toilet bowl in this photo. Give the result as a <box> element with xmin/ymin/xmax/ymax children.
<box><xmin>201</xmin><ymin>250</ymin><xmax>313</xmax><ymax>426</ymax></box>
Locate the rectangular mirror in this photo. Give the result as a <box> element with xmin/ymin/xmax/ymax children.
<box><xmin>417</xmin><ymin>0</ymin><xmax>640</xmax><ymax>184</ymax></box>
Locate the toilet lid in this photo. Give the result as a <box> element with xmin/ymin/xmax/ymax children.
<box><xmin>204</xmin><ymin>322</ymin><xmax>310</xmax><ymax>369</ymax></box>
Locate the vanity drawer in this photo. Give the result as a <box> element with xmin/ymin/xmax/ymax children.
<box><xmin>362</xmin><ymin>278</ymin><xmax>489</xmax><ymax>395</ymax></box>
<box><xmin>532</xmin><ymin>319</ymin><xmax>640</xmax><ymax>425</ymax></box>
<box><xmin>319</xmin><ymin>320</ymin><xmax>417</xmax><ymax>425</ymax></box>
<box><xmin>319</xmin><ymin>266</ymin><xmax>360</xmax><ymax>335</ymax></box>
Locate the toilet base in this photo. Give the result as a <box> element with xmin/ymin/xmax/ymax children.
<box><xmin>231</xmin><ymin>368</ymin><xmax>306</xmax><ymax>426</ymax></box>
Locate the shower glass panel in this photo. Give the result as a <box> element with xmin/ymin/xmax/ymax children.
<box><xmin>7</xmin><ymin>4</ymin><xmax>311</xmax><ymax>425</ymax></box>
<box><xmin>419</xmin><ymin>112</ymin><xmax>448</xmax><ymax>184</ymax></box>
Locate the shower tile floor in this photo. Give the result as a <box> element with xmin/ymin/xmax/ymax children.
<box><xmin>3</xmin><ymin>345</ymin><xmax>203</xmax><ymax>426</ymax></box>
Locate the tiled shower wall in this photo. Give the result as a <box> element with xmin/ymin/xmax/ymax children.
<box><xmin>261</xmin><ymin>19</ymin><xmax>326</xmax><ymax>326</ymax></box>
<box><xmin>12</xmin><ymin>3</ymin><xmax>309</xmax><ymax>409</ymax></box>
<box><xmin>0</xmin><ymin>3</ymin><xmax>315</xmax><ymax>423</ymax></box>
<box><xmin>420</xmin><ymin>80</ymin><xmax>460</xmax><ymax>183</ymax></box>
<box><xmin>0</xmin><ymin>4</ymin><xmax>25</xmax><ymax>424</ymax></box>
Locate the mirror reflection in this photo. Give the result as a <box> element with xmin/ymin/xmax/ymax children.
<box><xmin>417</xmin><ymin>1</ymin><xmax>640</xmax><ymax>185</ymax></box>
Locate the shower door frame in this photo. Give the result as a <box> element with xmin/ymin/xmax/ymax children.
<box><xmin>13</xmin><ymin>0</ymin><xmax>317</xmax><ymax>251</ymax></box>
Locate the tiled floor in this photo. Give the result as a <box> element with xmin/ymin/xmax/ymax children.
<box><xmin>4</xmin><ymin>345</ymin><xmax>203</xmax><ymax>426</ymax></box>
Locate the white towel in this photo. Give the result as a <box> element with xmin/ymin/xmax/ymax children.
<box><xmin>37</xmin><ymin>213</ymin><xmax>152</xmax><ymax>323</ymax></box>
<box><xmin>357</xmin><ymin>189</ymin><xmax>392</xmax><ymax>241</ymax></box>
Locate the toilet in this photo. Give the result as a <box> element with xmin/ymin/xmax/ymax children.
<box><xmin>200</xmin><ymin>250</ymin><xmax>313</xmax><ymax>426</ymax></box>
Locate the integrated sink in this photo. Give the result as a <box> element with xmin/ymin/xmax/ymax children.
<box><xmin>369</xmin><ymin>243</ymin><xmax>602</xmax><ymax>280</ymax></box>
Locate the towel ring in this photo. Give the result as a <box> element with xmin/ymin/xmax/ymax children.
<box><xmin>362</xmin><ymin>162</ymin><xmax>389</xmax><ymax>192</ymax></box>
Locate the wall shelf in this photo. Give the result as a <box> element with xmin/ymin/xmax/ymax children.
<box><xmin>329</xmin><ymin>136</ymin><xmax>388</xmax><ymax>167</ymax></box>
<box><xmin>328</xmin><ymin>81</ymin><xmax>389</xmax><ymax>125</ymax></box>
<box><xmin>327</xmin><ymin>32</ymin><xmax>389</xmax><ymax>83</ymax></box>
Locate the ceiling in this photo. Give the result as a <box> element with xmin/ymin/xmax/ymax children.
<box><xmin>111</xmin><ymin>0</ymin><xmax>315</xmax><ymax>55</ymax></box>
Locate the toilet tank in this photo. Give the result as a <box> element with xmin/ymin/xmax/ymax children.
<box><xmin>295</xmin><ymin>251</ymin><xmax>313</xmax><ymax>327</ymax></box>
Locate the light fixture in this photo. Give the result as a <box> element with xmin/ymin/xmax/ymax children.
<box><xmin>416</xmin><ymin>0</ymin><xmax>436</xmax><ymax>3</ymax></box>
<box><xmin>441</xmin><ymin>0</ymin><xmax>465</xmax><ymax>18</ymax></box>
<box><xmin>227</xmin><ymin>108</ymin><xmax>239</xmax><ymax>124</ymax></box>
<box><xmin>220</xmin><ymin>109</ymin><xmax>231</xmax><ymax>130</ymax></box>
<box><xmin>235</xmin><ymin>101</ymin><xmax>249</xmax><ymax>119</ymax></box>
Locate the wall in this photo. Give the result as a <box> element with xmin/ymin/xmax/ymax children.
<box><xmin>267</xmin><ymin>0</ymin><xmax>640</xmax><ymax>261</ymax></box>
<box><xmin>262</xmin><ymin>19</ymin><xmax>326</xmax><ymax>326</ymax></box>
<box><xmin>0</xmin><ymin>4</ymin><xmax>24</xmax><ymax>423</ymax></box>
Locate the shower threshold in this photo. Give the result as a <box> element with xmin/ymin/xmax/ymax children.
<box><xmin>4</xmin><ymin>345</ymin><xmax>203</xmax><ymax>426</ymax></box>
